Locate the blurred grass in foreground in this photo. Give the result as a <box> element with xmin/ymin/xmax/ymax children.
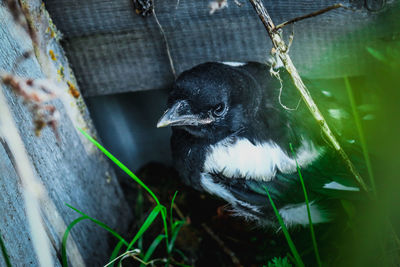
<box><xmin>324</xmin><ymin>36</ymin><xmax>400</xmax><ymax>266</ymax></box>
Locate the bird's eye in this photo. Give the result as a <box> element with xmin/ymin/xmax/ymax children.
<box><xmin>213</xmin><ymin>103</ymin><xmax>225</xmax><ymax>117</ymax></box>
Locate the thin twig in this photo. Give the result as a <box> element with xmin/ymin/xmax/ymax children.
<box><xmin>234</xmin><ymin>0</ymin><xmax>243</xmax><ymax>7</ymax></box>
<box><xmin>275</xmin><ymin>4</ymin><xmax>344</xmax><ymax>30</ymax></box>
<box><xmin>103</xmin><ymin>249</ymin><xmax>163</xmax><ymax>267</ymax></box>
<box><xmin>152</xmin><ymin>2</ymin><xmax>177</xmax><ymax>79</ymax></box>
<box><xmin>173</xmin><ymin>203</ymin><xmax>186</xmax><ymax>221</ymax></box>
<box><xmin>201</xmin><ymin>223</ymin><xmax>242</xmax><ymax>267</ymax></box>
<box><xmin>247</xmin><ymin>0</ymin><xmax>368</xmax><ymax>191</ymax></box>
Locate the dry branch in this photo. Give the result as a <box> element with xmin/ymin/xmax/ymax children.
<box><xmin>247</xmin><ymin>0</ymin><xmax>368</xmax><ymax>191</ymax></box>
<box><xmin>202</xmin><ymin>223</ymin><xmax>242</xmax><ymax>267</ymax></box>
<box><xmin>275</xmin><ymin>4</ymin><xmax>344</xmax><ymax>30</ymax></box>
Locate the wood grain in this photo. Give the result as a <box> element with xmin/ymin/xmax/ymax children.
<box><xmin>0</xmin><ymin>1</ymin><xmax>133</xmax><ymax>265</ymax></box>
<box><xmin>43</xmin><ymin>0</ymin><xmax>399</xmax><ymax>96</ymax></box>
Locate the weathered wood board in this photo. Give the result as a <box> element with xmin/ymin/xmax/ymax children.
<box><xmin>43</xmin><ymin>0</ymin><xmax>400</xmax><ymax>96</ymax></box>
<box><xmin>0</xmin><ymin>1</ymin><xmax>133</xmax><ymax>266</ymax></box>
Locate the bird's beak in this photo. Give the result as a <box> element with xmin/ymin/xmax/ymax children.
<box><xmin>157</xmin><ymin>100</ymin><xmax>214</xmax><ymax>128</ymax></box>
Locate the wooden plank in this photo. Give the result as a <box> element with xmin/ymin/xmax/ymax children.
<box><xmin>0</xmin><ymin>1</ymin><xmax>133</xmax><ymax>266</ymax></box>
<box><xmin>43</xmin><ymin>0</ymin><xmax>399</xmax><ymax>96</ymax></box>
<box><xmin>0</xmin><ymin>140</ymin><xmax>50</xmax><ymax>266</ymax></box>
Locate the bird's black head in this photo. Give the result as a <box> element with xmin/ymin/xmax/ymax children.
<box><xmin>157</xmin><ymin>62</ymin><xmax>263</xmax><ymax>140</ymax></box>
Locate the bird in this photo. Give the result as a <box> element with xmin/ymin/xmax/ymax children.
<box><xmin>157</xmin><ymin>61</ymin><xmax>366</xmax><ymax>227</ymax></box>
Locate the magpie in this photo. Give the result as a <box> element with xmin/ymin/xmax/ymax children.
<box><xmin>157</xmin><ymin>62</ymin><xmax>365</xmax><ymax>227</ymax></box>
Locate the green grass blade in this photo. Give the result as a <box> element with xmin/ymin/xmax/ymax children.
<box><xmin>109</xmin><ymin>240</ymin><xmax>125</xmax><ymax>264</ymax></box>
<box><xmin>286</xmin><ymin>253</ymin><xmax>295</xmax><ymax>266</ymax></box>
<box><xmin>78</xmin><ymin>128</ymin><xmax>161</xmax><ymax>206</ymax></box>
<box><xmin>62</xmin><ymin>216</ymin><xmax>87</xmax><ymax>267</ymax></box>
<box><xmin>170</xmin><ymin>191</ymin><xmax>179</xmax><ymax>232</ymax></box>
<box><xmin>135</xmin><ymin>189</ymin><xmax>145</xmax><ymax>251</ymax></box>
<box><xmin>66</xmin><ymin>204</ymin><xmax>128</xmax><ymax>246</ymax></box>
<box><xmin>168</xmin><ymin>221</ymin><xmax>185</xmax><ymax>253</ymax></box>
<box><xmin>159</xmin><ymin>205</ymin><xmax>170</xmax><ymax>253</ymax></box>
<box><xmin>79</xmin><ymin>129</ymin><xmax>170</xmax><ymax>249</ymax></box>
<box><xmin>173</xmin><ymin>248</ymin><xmax>190</xmax><ymax>262</ymax></box>
<box><xmin>366</xmin><ymin>47</ymin><xmax>387</xmax><ymax>62</ymax></box>
<box><xmin>289</xmin><ymin>143</ymin><xmax>322</xmax><ymax>267</ymax></box>
<box><xmin>140</xmin><ymin>234</ymin><xmax>166</xmax><ymax>267</ymax></box>
<box><xmin>126</xmin><ymin>205</ymin><xmax>162</xmax><ymax>251</ymax></box>
<box><xmin>263</xmin><ymin>186</ymin><xmax>304</xmax><ymax>267</ymax></box>
<box><xmin>0</xmin><ymin>232</ymin><xmax>11</xmax><ymax>267</ymax></box>
<box><xmin>344</xmin><ymin>77</ymin><xmax>376</xmax><ymax>194</ymax></box>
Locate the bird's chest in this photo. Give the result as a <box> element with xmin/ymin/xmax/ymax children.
<box><xmin>202</xmin><ymin>137</ymin><xmax>323</xmax><ymax>182</ymax></box>
<box><xmin>203</xmin><ymin>137</ymin><xmax>296</xmax><ymax>181</ymax></box>
<box><xmin>173</xmin><ymin>131</ymin><xmax>321</xmax><ymax>193</ymax></box>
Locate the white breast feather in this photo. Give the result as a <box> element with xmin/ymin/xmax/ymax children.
<box><xmin>279</xmin><ymin>202</ymin><xmax>330</xmax><ymax>227</ymax></box>
<box><xmin>200</xmin><ymin>173</ymin><xmax>237</xmax><ymax>203</ymax></box>
<box><xmin>203</xmin><ymin>138</ymin><xmax>322</xmax><ymax>181</ymax></box>
<box><xmin>200</xmin><ymin>174</ymin><xmax>260</xmax><ymax>219</ymax></box>
<box><xmin>279</xmin><ymin>202</ymin><xmax>331</xmax><ymax>226</ymax></box>
<box><xmin>220</xmin><ymin>61</ymin><xmax>247</xmax><ymax>67</ymax></box>
<box><xmin>323</xmin><ymin>182</ymin><xmax>359</xmax><ymax>191</ymax></box>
